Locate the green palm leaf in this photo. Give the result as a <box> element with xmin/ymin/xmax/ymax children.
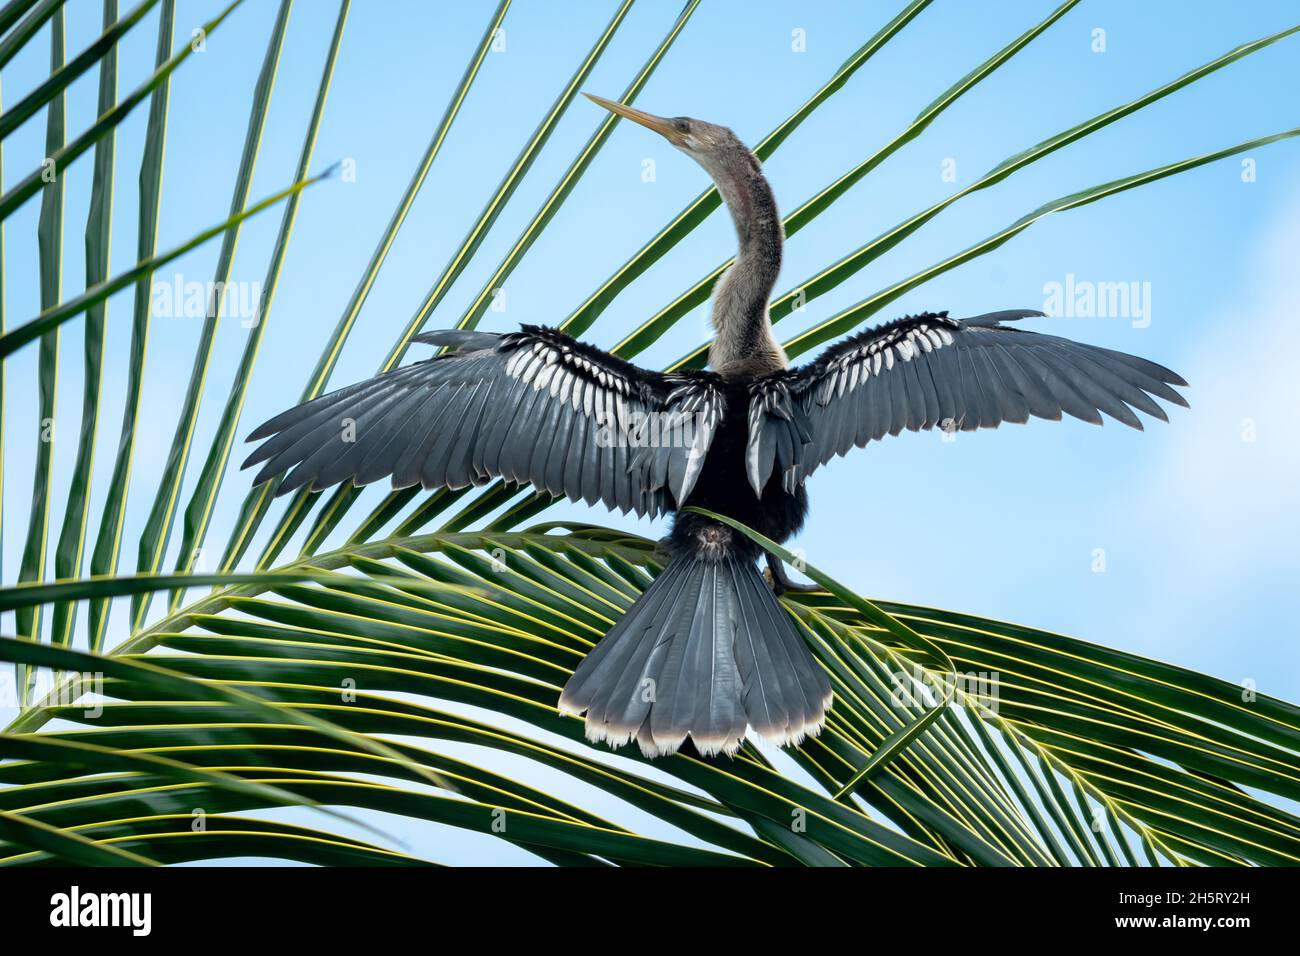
<box><xmin>128</xmin><ymin>0</ymin><xmax>293</xmax><ymax>632</ymax></box>
<box><xmin>50</xmin><ymin>0</ymin><xmax>120</xmax><ymax>652</ymax></box>
<box><xmin>87</xmin><ymin>0</ymin><xmax>174</xmax><ymax>653</ymax></box>
<box><xmin>168</xmin><ymin>0</ymin><xmax>351</xmax><ymax>612</ymax></box>
<box><xmin>0</xmin><ymin>0</ymin><xmax>156</xmax><ymax>142</ymax></box>
<box><xmin>0</xmin><ymin>0</ymin><xmax>243</xmax><ymax>223</ymax></box>
<box><xmin>14</xmin><ymin>7</ymin><xmax>65</xmax><ymax>701</ymax></box>
<box><xmin>0</xmin><ymin>0</ymin><xmax>61</xmax><ymax>72</ymax></box>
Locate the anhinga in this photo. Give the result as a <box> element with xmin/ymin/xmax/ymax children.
<box><xmin>245</xmin><ymin>94</ymin><xmax>1188</xmax><ymax>759</ymax></box>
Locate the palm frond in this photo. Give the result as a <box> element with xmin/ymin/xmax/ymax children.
<box><xmin>6</xmin><ymin>525</ymin><xmax>1295</xmax><ymax>865</ymax></box>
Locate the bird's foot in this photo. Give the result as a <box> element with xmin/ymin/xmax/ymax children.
<box><xmin>765</xmin><ymin>554</ymin><xmax>823</xmax><ymax>596</ymax></box>
<box><xmin>774</xmin><ymin>579</ymin><xmax>823</xmax><ymax>596</ymax></box>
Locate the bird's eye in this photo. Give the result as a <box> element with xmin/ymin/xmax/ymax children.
<box><xmin>673</xmin><ymin>118</ymin><xmax>690</xmax><ymax>134</ymax></box>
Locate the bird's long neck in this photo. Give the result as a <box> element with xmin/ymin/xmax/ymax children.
<box><xmin>707</xmin><ymin>151</ymin><xmax>786</xmax><ymax>379</ymax></box>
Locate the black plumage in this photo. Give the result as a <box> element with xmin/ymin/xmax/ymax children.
<box><xmin>243</xmin><ymin>99</ymin><xmax>1188</xmax><ymax>759</ymax></box>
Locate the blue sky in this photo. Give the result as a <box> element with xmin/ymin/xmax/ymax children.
<box><xmin>1</xmin><ymin>0</ymin><xmax>1297</xmax><ymax>863</ymax></box>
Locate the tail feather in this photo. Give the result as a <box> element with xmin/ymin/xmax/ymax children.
<box><xmin>594</xmin><ymin>562</ymin><xmax>699</xmax><ymax>748</ymax></box>
<box><xmin>729</xmin><ymin>566</ymin><xmax>792</xmax><ymax>741</ymax></box>
<box><xmin>763</xmin><ymin>571</ymin><xmax>832</xmax><ymax>740</ymax></box>
<box><xmin>647</xmin><ymin>561</ymin><xmax>744</xmax><ymax>756</ymax></box>
<box><xmin>565</xmin><ymin>559</ymin><xmax>691</xmax><ymax>747</ymax></box>
<box><xmin>735</xmin><ymin>566</ymin><xmax>825</xmax><ymax>746</ymax></box>
<box><xmin>559</xmin><ymin>551</ymin><xmax>831</xmax><ymax>757</ymax></box>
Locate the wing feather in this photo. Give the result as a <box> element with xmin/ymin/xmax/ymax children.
<box><xmin>392</xmin><ymin>385</ymin><xmax>454</xmax><ymax>489</ymax></box>
<box><xmin>243</xmin><ymin>325</ymin><xmax>723</xmax><ymax>519</ymax></box>
<box><xmin>751</xmin><ymin>310</ymin><xmax>1188</xmax><ymax>488</ymax></box>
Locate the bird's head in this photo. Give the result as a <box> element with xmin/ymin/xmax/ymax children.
<box><xmin>585</xmin><ymin>93</ymin><xmax>747</xmax><ymax>176</ymax></box>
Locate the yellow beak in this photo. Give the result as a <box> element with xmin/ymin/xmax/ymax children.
<box><xmin>584</xmin><ymin>93</ymin><xmax>684</xmax><ymax>145</ymax></box>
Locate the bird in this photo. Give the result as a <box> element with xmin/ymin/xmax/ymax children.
<box><xmin>243</xmin><ymin>93</ymin><xmax>1188</xmax><ymax>760</ymax></box>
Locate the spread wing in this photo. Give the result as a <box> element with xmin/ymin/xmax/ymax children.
<box><xmin>748</xmin><ymin>310</ymin><xmax>1188</xmax><ymax>490</ymax></box>
<box><xmin>242</xmin><ymin>326</ymin><xmax>725</xmax><ymax>519</ymax></box>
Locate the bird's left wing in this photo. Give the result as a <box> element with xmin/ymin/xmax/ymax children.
<box><xmin>243</xmin><ymin>325</ymin><xmax>725</xmax><ymax>518</ymax></box>
<box><xmin>747</xmin><ymin>310</ymin><xmax>1188</xmax><ymax>491</ymax></box>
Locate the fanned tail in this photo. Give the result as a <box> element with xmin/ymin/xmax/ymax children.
<box><xmin>558</xmin><ymin>550</ymin><xmax>832</xmax><ymax>758</ymax></box>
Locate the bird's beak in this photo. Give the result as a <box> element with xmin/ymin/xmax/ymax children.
<box><xmin>584</xmin><ymin>93</ymin><xmax>685</xmax><ymax>146</ymax></box>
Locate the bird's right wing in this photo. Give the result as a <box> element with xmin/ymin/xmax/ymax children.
<box><xmin>242</xmin><ymin>325</ymin><xmax>725</xmax><ymax>518</ymax></box>
<box><xmin>755</xmin><ymin>310</ymin><xmax>1188</xmax><ymax>488</ymax></box>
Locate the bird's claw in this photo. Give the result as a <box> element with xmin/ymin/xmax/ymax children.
<box><xmin>765</xmin><ymin>555</ymin><xmax>822</xmax><ymax>596</ymax></box>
